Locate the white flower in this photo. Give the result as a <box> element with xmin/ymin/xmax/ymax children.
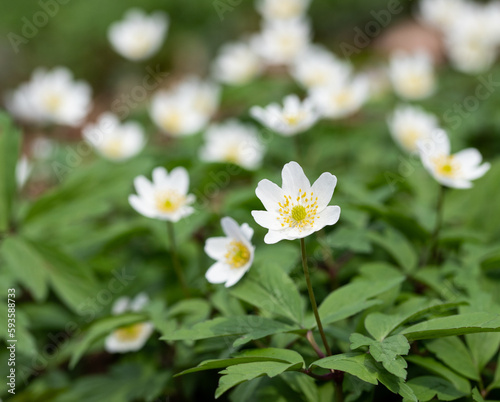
<box><xmin>205</xmin><ymin>217</ymin><xmax>255</xmax><ymax>287</ymax></box>
<box><xmin>309</xmin><ymin>75</ymin><xmax>369</xmax><ymax>119</ymax></box>
<box><xmin>418</xmin><ymin>130</ymin><xmax>490</xmax><ymax>189</ymax></box>
<box><xmin>16</xmin><ymin>156</ymin><xmax>31</xmax><ymax>189</ymax></box>
<box><xmin>129</xmin><ymin>166</ymin><xmax>195</xmax><ymax>221</ymax></box>
<box><xmin>256</xmin><ymin>0</ymin><xmax>311</xmax><ymax>20</ymax></box>
<box><xmin>199</xmin><ymin>120</ymin><xmax>265</xmax><ymax>170</ymax></box>
<box><xmin>212</xmin><ymin>41</ymin><xmax>263</xmax><ymax>85</ymax></box>
<box><xmin>291</xmin><ymin>46</ymin><xmax>352</xmax><ymax>90</ymax></box>
<box><xmin>105</xmin><ymin>293</ymin><xmax>154</xmax><ymax>353</ymax></box>
<box><xmin>150</xmin><ymin>76</ymin><xmax>220</xmax><ymax>136</ymax></box>
<box><xmin>250</xmin><ymin>94</ymin><xmax>319</xmax><ymax>136</ymax></box>
<box><xmin>252</xmin><ymin>161</ymin><xmax>340</xmax><ymax>244</ymax></box>
<box><xmin>419</xmin><ymin>0</ymin><xmax>469</xmax><ymax>31</ymax></box>
<box><xmin>83</xmin><ymin>113</ymin><xmax>145</xmax><ymax>161</ymax></box>
<box><xmin>389</xmin><ymin>51</ymin><xmax>436</xmax><ymax>100</ymax></box>
<box><xmin>388</xmin><ymin>105</ymin><xmax>439</xmax><ymax>154</ymax></box>
<box><xmin>5</xmin><ymin>67</ymin><xmax>92</xmax><ymax>126</ymax></box>
<box><xmin>251</xmin><ymin>19</ymin><xmax>311</xmax><ymax>65</ymax></box>
<box><xmin>108</xmin><ymin>9</ymin><xmax>168</xmax><ymax>61</ymax></box>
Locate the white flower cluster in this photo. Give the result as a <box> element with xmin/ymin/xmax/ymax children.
<box><xmin>420</xmin><ymin>0</ymin><xmax>500</xmax><ymax>74</ymax></box>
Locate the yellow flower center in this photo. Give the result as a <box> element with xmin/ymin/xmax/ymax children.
<box><xmin>101</xmin><ymin>138</ymin><xmax>124</xmax><ymax>159</ymax></box>
<box><xmin>114</xmin><ymin>323</ymin><xmax>145</xmax><ymax>342</ymax></box>
<box><xmin>155</xmin><ymin>190</ymin><xmax>185</xmax><ymax>213</ymax></box>
<box><xmin>45</xmin><ymin>93</ymin><xmax>62</xmax><ymax>113</ymax></box>
<box><xmin>434</xmin><ymin>155</ymin><xmax>459</xmax><ymax>177</ymax></box>
<box><xmin>401</xmin><ymin>129</ymin><xmax>421</xmax><ymax>151</ymax></box>
<box><xmin>224</xmin><ymin>144</ymin><xmax>241</xmax><ymax>164</ymax></box>
<box><xmin>225</xmin><ymin>241</ymin><xmax>250</xmax><ymax>269</ymax></box>
<box><xmin>277</xmin><ymin>189</ymin><xmax>319</xmax><ymax>230</ymax></box>
<box><xmin>161</xmin><ymin>111</ymin><xmax>182</xmax><ymax>134</ymax></box>
<box><xmin>334</xmin><ymin>91</ymin><xmax>352</xmax><ymax>107</ymax></box>
<box><xmin>284</xmin><ymin>113</ymin><xmax>303</xmax><ymax>126</ymax></box>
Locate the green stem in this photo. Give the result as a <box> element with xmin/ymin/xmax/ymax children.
<box><xmin>422</xmin><ymin>185</ymin><xmax>446</xmax><ymax>267</ymax></box>
<box><xmin>300</xmin><ymin>238</ymin><xmax>332</xmax><ymax>356</ymax></box>
<box><xmin>167</xmin><ymin>221</ymin><xmax>190</xmax><ymax>297</ymax></box>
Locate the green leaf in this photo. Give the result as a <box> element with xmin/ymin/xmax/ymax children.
<box><xmin>472</xmin><ymin>387</ymin><xmax>485</xmax><ymax>402</ymax></box>
<box><xmin>425</xmin><ymin>337</ymin><xmax>480</xmax><ymax>380</ymax></box>
<box><xmin>367</xmin><ymin>227</ymin><xmax>417</xmax><ymax>273</ymax></box>
<box><xmin>0</xmin><ymin>302</ymin><xmax>38</xmax><ymax>358</ymax></box>
<box><xmin>231</xmin><ymin>263</ymin><xmax>303</xmax><ymax>325</ymax></box>
<box><xmin>407</xmin><ymin>376</ymin><xmax>466</xmax><ymax>401</ymax></box>
<box><xmin>0</xmin><ymin>112</ymin><xmax>21</xmax><ymax>232</ymax></box>
<box><xmin>215</xmin><ymin>360</ymin><xmax>304</xmax><ymax>399</ymax></box>
<box><xmin>400</xmin><ymin>313</ymin><xmax>500</xmax><ymax>341</ymax></box>
<box><xmin>466</xmin><ymin>332</ymin><xmax>500</xmax><ymax>373</ymax></box>
<box><xmin>350</xmin><ymin>333</ymin><xmax>410</xmax><ymax>379</ymax></box>
<box><xmin>166</xmin><ymin>298</ymin><xmax>211</xmax><ymax>326</ymax></box>
<box><xmin>406</xmin><ymin>356</ymin><xmax>470</xmax><ymax>394</ymax></box>
<box><xmin>160</xmin><ymin>316</ymin><xmax>299</xmax><ymax>347</ymax></box>
<box><xmin>177</xmin><ymin>348</ymin><xmax>304</xmax><ymax>377</ymax></box>
<box><xmin>325</xmin><ymin>226</ymin><xmax>372</xmax><ymax>253</ymax></box>
<box><xmin>69</xmin><ymin>313</ymin><xmax>147</xmax><ymax>369</ymax></box>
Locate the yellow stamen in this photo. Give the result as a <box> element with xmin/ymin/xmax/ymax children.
<box><xmin>161</xmin><ymin>111</ymin><xmax>182</xmax><ymax>134</ymax></box>
<box><xmin>225</xmin><ymin>241</ymin><xmax>250</xmax><ymax>269</ymax></box>
<box><xmin>434</xmin><ymin>155</ymin><xmax>459</xmax><ymax>177</ymax></box>
<box><xmin>277</xmin><ymin>190</ymin><xmax>318</xmax><ymax>231</ymax></box>
<box><xmin>101</xmin><ymin>139</ymin><xmax>124</xmax><ymax>159</ymax></box>
<box><xmin>45</xmin><ymin>93</ymin><xmax>62</xmax><ymax>113</ymax></box>
<box><xmin>114</xmin><ymin>323</ymin><xmax>145</xmax><ymax>342</ymax></box>
<box><xmin>155</xmin><ymin>190</ymin><xmax>185</xmax><ymax>213</ymax></box>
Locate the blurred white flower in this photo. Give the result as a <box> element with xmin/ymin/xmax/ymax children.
<box><xmin>252</xmin><ymin>161</ymin><xmax>340</xmax><ymax>244</ymax></box>
<box><xmin>108</xmin><ymin>9</ymin><xmax>168</xmax><ymax>61</ymax></box>
<box><xmin>418</xmin><ymin>130</ymin><xmax>490</xmax><ymax>189</ymax></box>
<box><xmin>419</xmin><ymin>0</ymin><xmax>469</xmax><ymax>31</ymax></box>
<box><xmin>309</xmin><ymin>75</ymin><xmax>369</xmax><ymax>119</ymax></box>
<box><xmin>6</xmin><ymin>67</ymin><xmax>92</xmax><ymax>126</ymax></box>
<box><xmin>205</xmin><ymin>217</ymin><xmax>255</xmax><ymax>287</ymax></box>
<box><xmin>389</xmin><ymin>51</ymin><xmax>436</xmax><ymax>100</ymax></box>
<box><xmin>150</xmin><ymin>76</ymin><xmax>220</xmax><ymax>136</ymax></box>
<box><xmin>388</xmin><ymin>105</ymin><xmax>439</xmax><ymax>154</ymax></box>
<box><xmin>212</xmin><ymin>41</ymin><xmax>263</xmax><ymax>85</ymax></box>
<box><xmin>129</xmin><ymin>166</ymin><xmax>195</xmax><ymax>221</ymax></box>
<box><xmin>251</xmin><ymin>19</ymin><xmax>311</xmax><ymax>65</ymax></box>
<box><xmin>256</xmin><ymin>0</ymin><xmax>311</xmax><ymax>20</ymax></box>
<box><xmin>105</xmin><ymin>293</ymin><xmax>154</xmax><ymax>353</ymax></box>
<box><xmin>291</xmin><ymin>46</ymin><xmax>352</xmax><ymax>90</ymax></box>
<box><xmin>199</xmin><ymin>120</ymin><xmax>265</xmax><ymax>170</ymax></box>
<box><xmin>16</xmin><ymin>156</ymin><xmax>31</xmax><ymax>189</ymax></box>
<box><xmin>250</xmin><ymin>94</ymin><xmax>319</xmax><ymax>136</ymax></box>
<box><xmin>83</xmin><ymin>113</ymin><xmax>145</xmax><ymax>161</ymax></box>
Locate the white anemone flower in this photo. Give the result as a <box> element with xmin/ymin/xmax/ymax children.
<box><xmin>310</xmin><ymin>75</ymin><xmax>369</xmax><ymax>119</ymax></box>
<box><xmin>388</xmin><ymin>105</ymin><xmax>439</xmax><ymax>154</ymax></box>
<box><xmin>5</xmin><ymin>67</ymin><xmax>92</xmax><ymax>126</ymax></box>
<box><xmin>16</xmin><ymin>156</ymin><xmax>32</xmax><ymax>189</ymax></box>
<box><xmin>252</xmin><ymin>161</ymin><xmax>340</xmax><ymax>244</ymax></box>
<box><xmin>150</xmin><ymin>76</ymin><xmax>220</xmax><ymax>136</ymax></box>
<box><xmin>129</xmin><ymin>166</ymin><xmax>195</xmax><ymax>221</ymax></box>
<box><xmin>419</xmin><ymin>0</ymin><xmax>469</xmax><ymax>31</ymax></box>
<box><xmin>205</xmin><ymin>217</ymin><xmax>255</xmax><ymax>287</ymax></box>
<box><xmin>389</xmin><ymin>51</ymin><xmax>436</xmax><ymax>100</ymax></box>
<box><xmin>199</xmin><ymin>120</ymin><xmax>265</xmax><ymax>170</ymax></box>
<box><xmin>212</xmin><ymin>41</ymin><xmax>263</xmax><ymax>85</ymax></box>
<box><xmin>418</xmin><ymin>130</ymin><xmax>490</xmax><ymax>189</ymax></box>
<box><xmin>105</xmin><ymin>293</ymin><xmax>154</xmax><ymax>353</ymax></box>
<box><xmin>250</xmin><ymin>94</ymin><xmax>319</xmax><ymax>136</ymax></box>
<box><xmin>108</xmin><ymin>9</ymin><xmax>168</xmax><ymax>61</ymax></box>
<box><xmin>251</xmin><ymin>19</ymin><xmax>311</xmax><ymax>65</ymax></box>
<box><xmin>256</xmin><ymin>0</ymin><xmax>311</xmax><ymax>20</ymax></box>
<box><xmin>83</xmin><ymin>113</ymin><xmax>145</xmax><ymax>161</ymax></box>
<box><xmin>291</xmin><ymin>46</ymin><xmax>352</xmax><ymax>90</ymax></box>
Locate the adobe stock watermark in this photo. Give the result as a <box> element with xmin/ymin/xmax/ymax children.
<box><xmin>51</xmin><ymin>65</ymin><xmax>168</xmax><ymax>182</ymax></box>
<box><xmin>16</xmin><ymin>266</ymin><xmax>136</xmax><ymax>386</ymax></box>
<box><xmin>339</xmin><ymin>0</ymin><xmax>411</xmax><ymax>59</ymax></box>
<box><xmin>213</xmin><ymin>0</ymin><xmax>242</xmax><ymax>21</ymax></box>
<box><xmin>8</xmin><ymin>0</ymin><xmax>73</xmax><ymax>54</ymax></box>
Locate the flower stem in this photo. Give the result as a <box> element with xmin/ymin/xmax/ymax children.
<box><xmin>422</xmin><ymin>185</ymin><xmax>446</xmax><ymax>267</ymax></box>
<box><xmin>300</xmin><ymin>238</ymin><xmax>332</xmax><ymax>356</ymax></box>
<box><xmin>167</xmin><ymin>221</ymin><xmax>190</xmax><ymax>297</ymax></box>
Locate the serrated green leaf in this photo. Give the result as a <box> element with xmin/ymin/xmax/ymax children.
<box><xmin>310</xmin><ymin>352</ymin><xmax>378</xmax><ymax>385</ymax></box>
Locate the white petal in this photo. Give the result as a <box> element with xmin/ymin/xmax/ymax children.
<box><xmin>311</xmin><ymin>172</ymin><xmax>337</xmax><ymax>210</ymax></box>
<box><xmin>169</xmin><ymin>166</ymin><xmax>189</xmax><ymax>194</ymax></box>
<box><xmin>112</xmin><ymin>297</ymin><xmax>130</xmax><ymax>315</ymax></box>
<box><xmin>437</xmin><ymin>176</ymin><xmax>472</xmax><ymax>189</ymax></box>
<box><xmin>205</xmin><ymin>262</ymin><xmax>231</xmax><ymax>284</ymax></box>
<box><xmin>454</xmin><ymin>148</ymin><xmax>482</xmax><ymax>168</ymax></box>
<box><xmin>205</xmin><ymin>237</ymin><xmax>231</xmax><ymax>260</ymax></box>
<box><xmin>152</xmin><ymin>166</ymin><xmax>169</xmax><ymax>187</ymax></box>
<box><xmin>134</xmin><ymin>176</ymin><xmax>154</xmax><ymax>199</ymax></box>
<box><xmin>251</xmin><ymin>210</ymin><xmax>282</xmax><ymax>230</ymax></box>
<box><xmin>224</xmin><ymin>267</ymin><xmax>249</xmax><ymax>287</ymax></box>
<box><xmin>463</xmin><ymin>162</ymin><xmax>491</xmax><ymax>181</ymax></box>
<box><xmin>221</xmin><ymin>216</ymin><xmax>245</xmax><ymax>242</ymax></box>
<box><xmin>240</xmin><ymin>223</ymin><xmax>254</xmax><ymax>241</ymax></box>
<box><xmin>130</xmin><ymin>293</ymin><xmax>149</xmax><ymax>311</ymax></box>
<box><xmin>255</xmin><ymin>179</ymin><xmax>284</xmax><ymax>212</ymax></box>
<box><xmin>264</xmin><ymin>229</ymin><xmax>288</xmax><ymax>244</ymax></box>
<box><xmin>314</xmin><ymin>205</ymin><xmax>341</xmax><ymax>231</ymax></box>
<box><xmin>281</xmin><ymin>161</ymin><xmax>310</xmax><ymax>196</ymax></box>
<box><xmin>129</xmin><ymin>195</ymin><xmax>157</xmax><ymax>218</ymax></box>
